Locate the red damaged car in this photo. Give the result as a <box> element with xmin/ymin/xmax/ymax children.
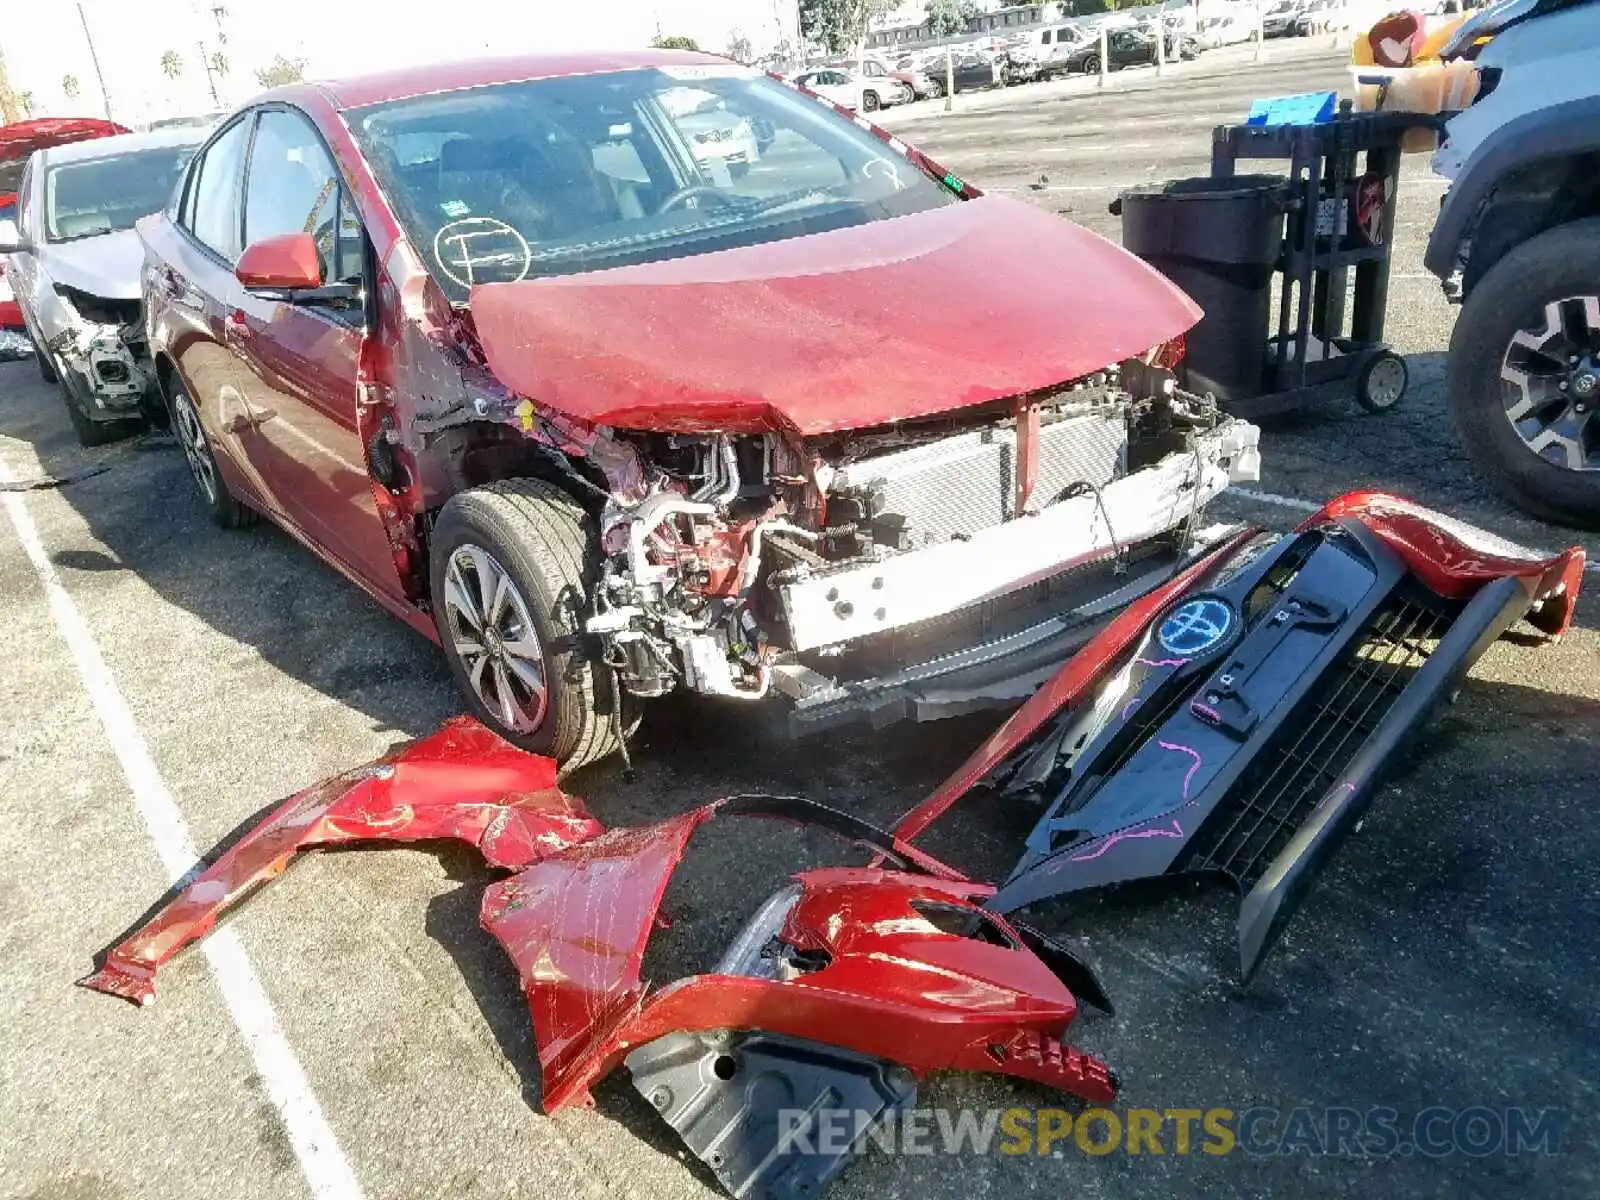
<box><xmin>140</xmin><ymin>50</ymin><xmax>1260</xmax><ymax>767</ymax></box>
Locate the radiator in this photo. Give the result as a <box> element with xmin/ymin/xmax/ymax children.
<box><xmin>828</xmin><ymin>406</ymin><xmax>1127</xmax><ymax>545</ymax></box>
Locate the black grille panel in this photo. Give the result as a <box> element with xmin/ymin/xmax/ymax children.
<box><xmin>1180</xmin><ymin>589</ymin><xmax>1454</xmax><ymax>888</ymax></box>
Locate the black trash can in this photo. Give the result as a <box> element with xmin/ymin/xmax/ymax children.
<box><xmin>1115</xmin><ymin>175</ymin><xmax>1287</xmax><ymax>400</ymax></box>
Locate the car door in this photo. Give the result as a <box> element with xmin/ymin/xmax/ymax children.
<box><xmin>228</xmin><ymin>105</ymin><xmax>399</xmax><ymax>596</ymax></box>
<box><xmin>162</xmin><ymin>112</ymin><xmax>283</xmax><ymax>516</ymax></box>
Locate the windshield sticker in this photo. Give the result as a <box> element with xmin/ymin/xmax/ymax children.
<box><xmin>440</xmin><ymin>199</ymin><xmax>471</xmax><ymax>218</ymax></box>
<box><xmin>862</xmin><ymin>158</ymin><xmax>906</xmax><ymax>191</ymax></box>
<box><xmin>433</xmin><ymin>217</ymin><xmax>532</xmax><ymax>288</ymax></box>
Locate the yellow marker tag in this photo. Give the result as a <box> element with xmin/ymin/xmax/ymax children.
<box><xmin>514</xmin><ymin>398</ymin><xmax>535</xmax><ymax>432</ymax></box>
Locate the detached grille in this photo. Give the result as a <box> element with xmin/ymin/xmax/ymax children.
<box><xmin>1180</xmin><ymin>589</ymin><xmax>1454</xmax><ymax>889</ymax></box>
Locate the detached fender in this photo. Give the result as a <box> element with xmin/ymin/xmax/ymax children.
<box><xmin>479</xmin><ymin>795</ymin><xmax>1117</xmax><ymax>1112</ymax></box>
<box><xmin>78</xmin><ymin>717</ymin><xmax>599</xmax><ymax>1005</ymax></box>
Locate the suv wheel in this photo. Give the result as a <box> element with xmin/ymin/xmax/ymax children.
<box><xmin>170</xmin><ymin>381</ymin><xmax>256</xmax><ymax>528</ymax></box>
<box><xmin>430</xmin><ymin>478</ymin><xmax>627</xmax><ymax>771</ymax></box>
<box><xmin>1449</xmin><ymin>219</ymin><xmax>1600</xmax><ymax>529</ymax></box>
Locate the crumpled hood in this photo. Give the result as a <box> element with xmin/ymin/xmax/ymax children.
<box><xmin>42</xmin><ymin>227</ymin><xmax>144</xmax><ymax>301</ymax></box>
<box><xmin>469</xmin><ymin>194</ymin><xmax>1201</xmax><ymax>436</ymax></box>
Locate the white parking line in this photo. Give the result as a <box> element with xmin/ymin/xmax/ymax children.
<box><xmin>0</xmin><ymin>455</ymin><xmax>367</xmax><ymax>1200</ymax></box>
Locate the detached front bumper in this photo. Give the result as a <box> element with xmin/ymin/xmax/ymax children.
<box><xmin>893</xmin><ymin>492</ymin><xmax>1584</xmax><ymax>979</ymax></box>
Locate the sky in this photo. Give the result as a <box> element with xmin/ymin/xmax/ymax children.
<box><xmin>4</xmin><ymin>0</ymin><xmax>812</xmax><ymax>127</ymax></box>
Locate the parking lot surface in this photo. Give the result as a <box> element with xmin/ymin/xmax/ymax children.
<box><xmin>3</xmin><ymin>44</ymin><xmax>1598</xmax><ymax>1200</ymax></box>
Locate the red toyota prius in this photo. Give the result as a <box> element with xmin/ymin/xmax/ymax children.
<box><xmin>139</xmin><ymin>50</ymin><xmax>1254</xmax><ymax>768</ymax></box>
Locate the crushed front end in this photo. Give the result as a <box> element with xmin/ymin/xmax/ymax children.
<box><xmin>581</xmin><ymin>372</ymin><xmax>1260</xmax><ymax>736</ymax></box>
<box><xmin>897</xmin><ymin>492</ymin><xmax>1584</xmax><ymax>979</ymax></box>
<box><xmin>37</xmin><ymin>283</ymin><xmax>159</xmax><ymax>426</ymax></box>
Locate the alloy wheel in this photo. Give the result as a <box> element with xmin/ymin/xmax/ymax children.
<box><xmin>172</xmin><ymin>390</ymin><xmax>219</xmax><ymax>505</ymax></box>
<box><xmin>1501</xmin><ymin>295</ymin><xmax>1600</xmax><ymax>472</ymax></box>
<box><xmin>442</xmin><ymin>543</ymin><xmax>549</xmax><ymax>734</ymax></box>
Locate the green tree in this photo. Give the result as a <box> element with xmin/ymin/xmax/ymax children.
<box><xmin>209</xmin><ymin>51</ymin><xmax>229</xmax><ymax>80</ymax></box>
<box><xmin>800</xmin><ymin>0</ymin><xmax>900</xmax><ymax>55</ymax></box>
<box><xmin>650</xmin><ymin>34</ymin><xmax>701</xmax><ymax>51</ymax></box>
<box><xmin>62</xmin><ymin>73</ymin><xmax>81</xmax><ymax>100</ymax></box>
<box><xmin>725</xmin><ymin>31</ymin><xmax>754</xmax><ymax>62</ymax></box>
<box><xmin>160</xmin><ymin>50</ymin><xmax>184</xmax><ymax>80</ymax></box>
<box><xmin>254</xmin><ymin>53</ymin><xmax>307</xmax><ymax>88</ymax></box>
<box><xmin>16</xmin><ymin>90</ymin><xmax>34</xmax><ymax>116</ymax></box>
<box><xmin>925</xmin><ymin>0</ymin><xmax>978</xmax><ymax>37</ymax></box>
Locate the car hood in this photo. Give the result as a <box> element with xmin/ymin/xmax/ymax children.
<box><xmin>469</xmin><ymin>194</ymin><xmax>1201</xmax><ymax>436</ymax></box>
<box><xmin>40</xmin><ymin>228</ymin><xmax>144</xmax><ymax>301</ymax></box>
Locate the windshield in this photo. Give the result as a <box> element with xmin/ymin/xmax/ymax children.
<box><xmin>346</xmin><ymin>65</ymin><xmax>958</xmax><ymax>300</ymax></box>
<box><xmin>45</xmin><ymin>146</ymin><xmax>196</xmax><ymax>242</ymax></box>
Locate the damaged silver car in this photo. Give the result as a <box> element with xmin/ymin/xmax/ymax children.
<box><xmin>0</xmin><ymin>127</ymin><xmax>201</xmax><ymax>445</ymax></box>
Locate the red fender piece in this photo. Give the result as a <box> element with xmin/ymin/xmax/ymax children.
<box><xmin>1301</xmin><ymin>492</ymin><xmax>1585</xmax><ymax>635</ymax></box>
<box><xmin>79</xmin><ymin>718</ymin><xmax>598</xmax><ymax>1005</ymax></box>
<box><xmin>480</xmin><ymin>801</ymin><xmax>1117</xmax><ymax>1112</ymax></box>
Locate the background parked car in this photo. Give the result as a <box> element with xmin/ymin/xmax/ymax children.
<box><xmin>791</xmin><ymin>67</ymin><xmax>907</xmax><ymax>111</ymax></box>
<box><xmin>1262</xmin><ymin>0</ymin><xmax>1310</xmax><ymax>37</ymax></box>
<box><xmin>1</xmin><ymin>117</ymin><xmax>129</xmax><ymax>338</ymax></box>
<box><xmin>1064</xmin><ymin>27</ymin><xmax>1198</xmax><ymax>73</ymax></box>
<box><xmin>826</xmin><ymin>55</ymin><xmax>942</xmax><ymax>101</ymax></box>
<box><xmin>0</xmin><ymin>127</ymin><xmax>201</xmax><ymax>444</ymax></box>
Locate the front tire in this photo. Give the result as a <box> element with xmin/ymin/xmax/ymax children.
<box><xmin>169</xmin><ymin>380</ymin><xmax>255</xmax><ymax>528</ymax></box>
<box><xmin>861</xmin><ymin>90</ymin><xmax>881</xmax><ymax>112</ymax></box>
<box><xmin>430</xmin><ymin>478</ymin><xmax>626</xmax><ymax>770</ymax></box>
<box><xmin>1083</xmin><ymin>55</ymin><xmax>1101</xmax><ymax>74</ymax></box>
<box><xmin>1448</xmin><ymin>219</ymin><xmax>1600</xmax><ymax>529</ymax></box>
<box><xmin>27</xmin><ymin>326</ymin><xmax>58</xmax><ymax>383</ymax></box>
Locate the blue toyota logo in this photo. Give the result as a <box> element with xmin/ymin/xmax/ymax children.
<box><xmin>1157</xmin><ymin>597</ymin><xmax>1234</xmax><ymax>657</ymax></box>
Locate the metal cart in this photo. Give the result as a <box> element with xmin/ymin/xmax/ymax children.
<box><xmin>1118</xmin><ymin>104</ymin><xmax>1444</xmax><ymax>419</ymax></box>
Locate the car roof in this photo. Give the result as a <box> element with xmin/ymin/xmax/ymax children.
<box><xmin>40</xmin><ymin>125</ymin><xmax>208</xmax><ymax>166</ymax></box>
<box><xmin>300</xmin><ymin>49</ymin><xmax>738</xmax><ymax>111</ymax></box>
<box><xmin>0</xmin><ymin>117</ymin><xmax>129</xmax><ymax>164</ymax></box>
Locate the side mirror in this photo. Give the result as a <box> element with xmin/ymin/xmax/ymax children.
<box><xmin>0</xmin><ymin>218</ymin><xmax>29</xmax><ymax>255</ymax></box>
<box><xmin>236</xmin><ymin>232</ymin><xmax>323</xmax><ymax>291</ymax></box>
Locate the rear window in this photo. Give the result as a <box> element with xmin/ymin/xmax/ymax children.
<box><xmin>346</xmin><ymin>65</ymin><xmax>957</xmax><ymax>301</ymax></box>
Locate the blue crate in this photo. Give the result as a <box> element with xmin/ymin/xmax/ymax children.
<box><xmin>1246</xmin><ymin>91</ymin><xmax>1338</xmax><ymax>127</ymax></box>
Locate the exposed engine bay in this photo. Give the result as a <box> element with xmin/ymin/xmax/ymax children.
<box><xmin>581</xmin><ymin>365</ymin><xmax>1260</xmax><ymax>725</ymax></box>
<box><xmin>38</xmin><ymin>284</ymin><xmax>156</xmax><ymax>418</ymax></box>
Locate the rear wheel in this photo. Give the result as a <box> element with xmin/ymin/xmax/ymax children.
<box><xmin>1448</xmin><ymin>219</ymin><xmax>1600</xmax><ymax>529</ymax></box>
<box><xmin>430</xmin><ymin>478</ymin><xmax>628</xmax><ymax>771</ymax></box>
<box><xmin>170</xmin><ymin>380</ymin><xmax>256</xmax><ymax>528</ymax></box>
<box><xmin>1083</xmin><ymin>54</ymin><xmax>1102</xmax><ymax>74</ymax></box>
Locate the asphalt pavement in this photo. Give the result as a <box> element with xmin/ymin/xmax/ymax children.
<box><xmin>3</xmin><ymin>42</ymin><xmax>1598</xmax><ymax>1200</ymax></box>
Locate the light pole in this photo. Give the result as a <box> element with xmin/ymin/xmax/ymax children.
<box><xmin>76</xmin><ymin>2</ymin><xmax>115</xmax><ymax>121</ymax></box>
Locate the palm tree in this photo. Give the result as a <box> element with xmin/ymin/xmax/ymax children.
<box><xmin>16</xmin><ymin>90</ymin><xmax>34</xmax><ymax>117</ymax></box>
<box><xmin>63</xmin><ymin>74</ymin><xmax>81</xmax><ymax>101</ymax></box>
<box><xmin>160</xmin><ymin>50</ymin><xmax>183</xmax><ymax>80</ymax></box>
<box><xmin>254</xmin><ymin>54</ymin><xmax>307</xmax><ymax>88</ymax></box>
<box><xmin>209</xmin><ymin>51</ymin><xmax>229</xmax><ymax>81</ymax></box>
